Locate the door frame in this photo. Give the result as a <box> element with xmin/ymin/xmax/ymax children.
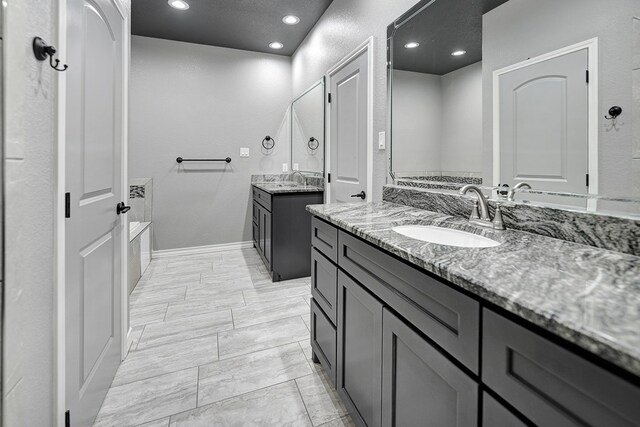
<box><xmin>325</xmin><ymin>37</ymin><xmax>374</xmax><ymax>203</ymax></box>
<box><xmin>492</xmin><ymin>37</ymin><xmax>599</xmax><ymax>197</ymax></box>
<box><xmin>54</xmin><ymin>0</ymin><xmax>130</xmax><ymax>424</ymax></box>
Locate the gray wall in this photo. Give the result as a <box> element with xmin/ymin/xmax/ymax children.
<box><xmin>291</xmin><ymin>0</ymin><xmax>422</xmax><ymax>200</ymax></box>
<box><xmin>392</xmin><ymin>62</ymin><xmax>483</xmax><ymax>176</ymax></box>
<box><xmin>392</xmin><ymin>70</ymin><xmax>442</xmax><ymax>174</ymax></box>
<box><xmin>130</xmin><ymin>36</ymin><xmax>292</xmax><ymax>251</ymax></box>
<box><xmin>483</xmin><ymin>0</ymin><xmax>640</xmax><ymax>197</ymax></box>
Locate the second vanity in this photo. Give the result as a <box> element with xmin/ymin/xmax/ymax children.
<box><xmin>252</xmin><ymin>180</ymin><xmax>323</xmax><ymax>281</ymax></box>
<box><xmin>307</xmin><ymin>202</ymin><xmax>640</xmax><ymax>427</ymax></box>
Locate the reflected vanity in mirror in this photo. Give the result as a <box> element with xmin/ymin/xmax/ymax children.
<box><xmin>388</xmin><ymin>0</ymin><xmax>640</xmax><ymax>215</ymax></box>
<box><xmin>291</xmin><ymin>77</ymin><xmax>325</xmax><ymax>177</ymax></box>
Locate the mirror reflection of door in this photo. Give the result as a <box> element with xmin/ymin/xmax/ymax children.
<box><xmin>497</xmin><ymin>47</ymin><xmax>589</xmax><ymax>208</ymax></box>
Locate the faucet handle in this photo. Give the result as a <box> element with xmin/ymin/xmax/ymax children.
<box><xmin>493</xmin><ymin>203</ymin><xmax>506</xmax><ymax>230</ymax></box>
<box><xmin>470</xmin><ymin>200</ymin><xmax>481</xmax><ymax>220</ymax></box>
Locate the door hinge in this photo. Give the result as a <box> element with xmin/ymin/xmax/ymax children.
<box><xmin>586</xmin><ymin>70</ymin><xmax>589</xmax><ymax>83</ymax></box>
<box><xmin>65</xmin><ymin>410</ymin><xmax>70</xmax><ymax>427</ymax></box>
<box><xmin>586</xmin><ymin>173</ymin><xmax>589</xmax><ymax>187</ymax></box>
<box><xmin>65</xmin><ymin>192</ymin><xmax>71</xmax><ymax>218</ymax></box>
<box><xmin>327</xmin><ymin>93</ymin><xmax>331</xmax><ymax>103</ymax></box>
<box><xmin>327</xmin><ymin>173</ymin><xmax>331</xmax><ymax>183</ymax></box>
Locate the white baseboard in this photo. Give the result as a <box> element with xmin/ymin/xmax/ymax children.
<box><xmin>152</xmin><ymin>241</ymin><xmax>254</xmax><ymax>259</ymax></box>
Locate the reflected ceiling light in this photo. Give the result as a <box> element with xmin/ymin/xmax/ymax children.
<box><xmin>168</xmin><ymin>0</ymin><xmax>189</xmax><ymax>10</ymax></box>
<box><xmin>269</xmin><ymin>42</ymin><xmax>284</xmax><ymax>50</ymax></box>
<box><xmin>451</xmin><ymin>50</ymin><xmax>467</xmax><ymax>56</ymax></box>
<box><xmin>282</xmin><ymin>15</ymin><xmax>300</xmax><ymax>25</ymax></box>
<box><xmin>404</xmin><ymin>42</ymin><xmax>420</xmax><ymax>49</ymax></box>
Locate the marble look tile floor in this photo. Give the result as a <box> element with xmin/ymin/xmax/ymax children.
<box><xmin>94</xmin><ymin>248</ymin><xmax>352</xmax><ymax>427</ymax></box>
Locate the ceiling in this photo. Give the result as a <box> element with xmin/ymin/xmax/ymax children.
<box><xmin>392</xmin><ymin>0</ymin><xmax>509</xmax><ymax>75</ymax></box>
<box><xmin>132</xmin><ymin>0</ymin><xmax>334</xmax><ymax>56</ymax></box>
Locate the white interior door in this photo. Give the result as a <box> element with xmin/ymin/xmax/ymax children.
<box><xmin>329</xmin><ymin>49</ymin><xmax>369</xmax><ymax>203</ymax></box>
<box><xmin>65</xmin><ymin>0</ymin><xmax>125</xmax><ymax>424</ymax></box>
<box><xmin>498</xmin><ymin>48</ymin><xmax>589</xmax><ymax>203</ymax></box>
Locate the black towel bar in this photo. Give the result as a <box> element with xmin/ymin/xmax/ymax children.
<box><xmin>176</xmin><ymin>157</ymin><xmax>231</xmax><ymax>163</ymax></box>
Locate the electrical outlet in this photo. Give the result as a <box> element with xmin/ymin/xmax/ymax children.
<box><xmin>378</xmin><ymin>131</ymin><xmax>386</xmax><ymax>150</ymax></box>
<box><xmin>240</xmin><ymin>147</ymin><xmax>250</xmax><ymax>157</ymax></box>
<box><xmin>293</xmin><ymin>163</ymin><xmax>299</xmax><ymax>171</ymax></box>
<box><xmin>282</xmin><ymin>163</ymin><xmax>289</xmax><ymax>172</ymax></box>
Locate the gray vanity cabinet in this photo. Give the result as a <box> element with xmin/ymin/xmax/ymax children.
<box><xmin>252</xmin><ymin>186</ymin><xmax>323</xmax><ymax>281</ymax></box>
<box><xmin>482</xmin><ymin>393</ymin><xmax>527</xmax><ymax>427</ymax></box>
<box><xmin>483</xmin><ymin>309</ymin><xmax>640</xmax><ymax>426</ymax></box>
<box><xmin>337</xmin><ymin>271</ymin><xmax>383</xmax><ymax>427</ymax></box>
<box><xmin>381</xmin><ymin>309</ymin><xmax>478</xmax><ymax>427</ymax></box>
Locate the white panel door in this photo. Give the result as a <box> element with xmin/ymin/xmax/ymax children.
<box><xmin>330</xmin><ymin>50</ymin><xmax>369</xmax><ymax>203</ymax></box>
<box><xmin>499</xmin><ymin>48</ymin><xmax>588</xmax><ymax>201</ymax></box>
<box><xmin>65</xmin><ymin>0</ymin><xmax>125</xmax><ymax>424</ymax></box>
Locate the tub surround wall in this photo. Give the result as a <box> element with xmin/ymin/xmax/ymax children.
<box><xmin>130</xmin><ymin>36</ymin><xmax>292</xmax><ymax>251</ymax></box>
<box><xmin>383</xmin><ymin>185</ymin><xmax>640</xmax><ymax>257</ymax></box>
<box><xmin>307</xmin><ymin>202</ymin><xmax>640</xmax><ymax>377</ymax></box>
<box><xmin>129</xmin><ymin>178</ymin><xmax>153</xmax><ymax>224</ymax></box>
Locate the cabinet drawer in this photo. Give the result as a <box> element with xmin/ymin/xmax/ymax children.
<box><xmin>312</xmin><ymin>216</ymin><xmax>338</xmax><ymax>262</ymax></box>
<box><xmin>483</xmin><ymin>309</ymin><xmax>640</xmax><ymax>426</ymax></box>
<box><xmin>338</xmin><ymin>231</ymin><xmax>480</xmax><ymax>373</ymax></box>
<box><xmin>311</xmin><ymin>248</ymin><xmax>338</xmax><ymax>324</ymax></box>
<box><xmin>253</xmin><ymin>186</ymin><xmax>272</xmax><ymax>211</ymax></box>
<box><xmin>382</xmin><ymin>308</ymin><xmax>478</xmax><ymax>427</ymax></box>
<box><xmin>482</xmin><ymin>393</ymin><xmax>527</xmax><ymax>427</ymax></box>
<box><xmin>310</xmin><ymin>298</ymin><xmax>337</xmax><ymax>386</ymax></box>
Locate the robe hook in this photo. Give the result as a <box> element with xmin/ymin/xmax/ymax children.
<box><xmin>33</xmin><ymin>37</ymin><xmax>68</xmax><ymax>72</ymax></box>
<box><xmin>604</xmin><ymin>106</ymin><xmax>622</xmax><ymax>120</ymax></box>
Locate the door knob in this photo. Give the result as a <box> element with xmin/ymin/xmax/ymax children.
<box><xmin>350</xmin><ymin>191</ymin><xmax>366</xmax><ymax>200</ymax></box>
<box><xmin>116</xmin><ymin>202</ymin><xmax>131</xmax><ymax>215</ymax></box>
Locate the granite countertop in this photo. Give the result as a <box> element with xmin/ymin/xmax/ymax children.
<box><xmin>307</xmin><ymin>201</ymin><xmax>640</xmax><ymax>377</ymax></box>
<box><xmin>253</xmin><ymin>182</ymin><xmax>324</xmax><ymax>194</ymax></box>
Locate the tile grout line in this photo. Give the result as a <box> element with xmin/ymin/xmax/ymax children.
<box><xmin>293</xmin><ymin>378</ymin><xmax>315</xmax><ymax>427</ymax></box>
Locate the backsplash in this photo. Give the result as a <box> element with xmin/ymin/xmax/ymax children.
<box><xmin>251</xmin><ymin>173</ymin><xmax>324</xmax><ymax>188</ymax></box>
<box><xmin>383</xmin><ymin>185</ymin><xmax>640</xmax><ymax>257</ymax></box>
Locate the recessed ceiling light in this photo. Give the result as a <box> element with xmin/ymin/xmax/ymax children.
<box><xmin>404</xmin><ymin>42</ymin><xmax>420</xmax><ymax>49</ymax></box>
<box><xmin>451</xmin><ymin>50</ymin><xmax>467</xmax><ymax>56</ymax></box>
<box><xmin>269</xmin><ymin>42</ymin><xmax>284</xmax><ymax>50</ymax></box>
<box><xmin>168</xmin><ymin>0</ymin><xmax>189</xmax><ymax>10</ymax></box>
<box><xmin>282</xmin><ymin>15</ymin><xmax>300</xmax><ymax>25</ymax></box>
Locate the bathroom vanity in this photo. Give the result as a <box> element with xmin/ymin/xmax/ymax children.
<box><xmin>252</xmin><ymin>182</ymin><xmax>323</xmax><ymax>281</ymax></box>
<box><xmin>308</xmin><ymin>202</ymin><xmax>640</xmax><ymax>427</ymax></box>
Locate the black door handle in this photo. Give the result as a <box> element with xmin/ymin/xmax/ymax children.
<box><xmin>350</xmin><ymin>191</ymin><xmax>366</xmax><ymax>200</ymax></box>
<box><xmin>116</xmin><ymin>202</ymin><xmax>131</xmax><ymax>215</ymax></box>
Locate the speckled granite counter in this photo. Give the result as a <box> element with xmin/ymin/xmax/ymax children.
<box><xmin>253</xmin><ymin>182</ymin><xmax>324</xmax><ymax>194</ymax></box>
<box><xmin>307</xmin><ymin>201</ymin><xmax>640</xmax><ymax>377</ymax></box>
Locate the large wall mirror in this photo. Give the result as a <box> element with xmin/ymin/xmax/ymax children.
<box><xmin>388</xmin><ymin>0</ymin><xmax>640</xmax><ymax>214</ymax></box>
<box><xmin>291</xmin><ymin>78</ymin><xmax>325</xmax><ymax>176</ymax></box>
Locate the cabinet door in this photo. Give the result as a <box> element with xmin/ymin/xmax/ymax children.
<box><xmin>337</xmin><ymin>271</ymin><xmax>383</xmax><ymax>427</ymax></box>
<box><xmin>381</xmin><ymin>308</ymin><xmax>478</xmax><ymax>427</ymax></box>
<box><xmin>482</xmin><ymin>393</ymin><xmax>528</xmax><ymax>427</ymax></box>
<box><xmin>263</xmin><ymin>209</ymin><xmax>272</xmax><ymax>265</ymax></box>
<box><xmin>256</xmin><ymin>204</ymin><xmax>264</xmax><ymax>255</ymax></box>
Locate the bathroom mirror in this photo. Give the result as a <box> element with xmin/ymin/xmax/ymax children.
<box><xmin>388</xmin><ymin>0</ymin><xmax>640</xmax><ymax>212</ymax></box>
<box><xmin>291</xmin><ymin>78</ymin><xmax>325</xmax><ymax>176</ymax></box>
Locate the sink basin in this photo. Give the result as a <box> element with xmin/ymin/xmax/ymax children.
<box><xmin>392</xmin><ymin>225</ymin><xmax>500</xmax><ymax>248</ymax></box>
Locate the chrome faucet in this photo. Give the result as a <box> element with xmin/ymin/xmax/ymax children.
<box><xmin>290</xmin><ymin>171</ymin><xmax>306</xmax><ymax>185</ymax></box>
<box><xmin>459</xmin><ymin>185</ymin><xmax>505</xmax><ymax>230</ymax></box>
<box><xmin>507</xmin><ymin>182</ymin><xmax>532</xmax><ymax>201</ymax></box>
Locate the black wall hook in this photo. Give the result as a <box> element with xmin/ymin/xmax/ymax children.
<box><xmin>33</xmin><ymin>37</ymin><xmax>68</xmax><ymax>72</ymax></box>
<box><xmin>262</xmin><ymin>136</ymin><xmax>275</xmax><ymax>149</ymax></box>
<box><xmin>605</xmin><ymin>106</ymin><xmax>622</xmax><ymax>120</ymax></box>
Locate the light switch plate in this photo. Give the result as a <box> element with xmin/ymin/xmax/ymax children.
<box><xmin>378</xmin><ymin>131</ymin><xmax>386</xmax><ymax>150</ymax></box>
<box><xmin>293</xmin><ymin>163</ymin><xmax>299</xmax><ymax>171</ymax></box>
<box><xmin>240</xmin><ymin>147</ymin><xmax>250</xmax><ymax>157</ymax></box>
<box><xmin>282</xmin><ymin>163</ymin><xmax>289</xmax><ymax>172</ymax></box>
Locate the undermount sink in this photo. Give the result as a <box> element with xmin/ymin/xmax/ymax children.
<box><xmin>392</xmin><ymin>225</ymin><xmax>500</xmax><ymax>248</ymax></box>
